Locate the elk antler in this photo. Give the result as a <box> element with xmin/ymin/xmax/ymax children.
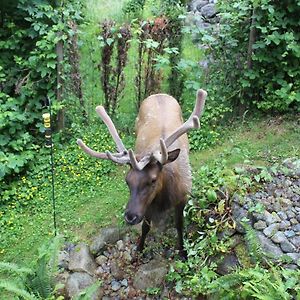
<box><xmin>77</xmin><ymin>106</ymin><xmax>131</xmax><ymax>164</ymax></box>
<box><xmin>155</xmin><ymin>89</ymin><xmax>207</xmax><ymax>165</ymax></box>
<box><xmin>78</xmin><ymin>89</ymin><xmax>207</xmax><ymax>169</ymax></box>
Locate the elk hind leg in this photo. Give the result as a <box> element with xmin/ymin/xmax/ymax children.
<box><xmin>175</xmin><ymin>202</ymin><xmax>187</xmax><ymax>259</ymax></box>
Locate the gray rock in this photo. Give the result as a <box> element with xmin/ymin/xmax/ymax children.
<box><xmin>279</xmin><ymin>198</ymin><xmax>292</xmax><ymax>208</ymax></box>
<box><xmin>271</xmin><ymin>232</ymin><xmax>287</xmax><ymax>244</ymax></box>
<box><xmin>121</xmin><ymin>279</ymin><xmax>128</xmax><ymax>287</ymax></box>
<box><xmin>133</xmin><ymin>259</ymin><xmax>168</xmax><ymax>290</ymax></box>
<box><xmin>123</xmin><ymin>250</ymin><xmax>132</xmax><ymax>262</ymax></box>
<box><xmin>58</xmin><ymin>250</ymin><xmax>70</xmax><ymax>270</ymax></box>
<box><xmin>110</xmin><ymin>261</ymin><xmax>124</xmax><ymax>280</ymax></box>
<box><xmin>284</xmin><ymin>230</ymin><xmax>295</xmax><ymax>238</ymax></box>
<box><xmin>253</xmin><ymin>220</ymin><xmax>267</xmax><ymax>230</ymax></box>
<box><xmin>116</xmin><ymin>240</ymin><xmax>125</xmax><ymax>251</ymax></box>
<box><xmin>69</xmin><ymin>243</ymin><xmax>97</xmax><ymax>275</ymax></box>
<box><xmin>293</xmin><ymin>224</ymin><xmax>300</xmax><ymax>232</ymax></box>
<box><xmin>286</xmin><ymin>253</ymin><xmax>300</xmax><ymax>266</ymax></box>
<box><xmin>290</xmin><ymin>236</ymin><xmax>300</xmax><ymax>248</ymax></box>
<box><xmin>66</xmin><ymin>272</ymin><xmax>102</xmax><ymax>300</ymax></box>
<box><xmin>232</xmin><ymin>203</ymin><xmax>249</xmax><ymax>233</ymax></box>
<box><xmin>90</xmin><ymin>227</ymin><xmax>125</xmax><ymax>255</ymax></box>
<box><xmin>189</xmin><ymin>0</ymin><xmax>209</xmax><ymax>12</ymax></box>
<box><xmin>287</xmin><ymin>211</ymin><xmax>296</xmax><ymax>219</ymax></box>
<box><xmin>111</xmin><ymin>280</ymin><xmax>121</xmax><ymax>291</ymax></box>
<box><xmin>201</xmin><ymin>4</ymin><xmax>217</xmax><ymax>18</ymax></box>
<box><xmin>55</xmin><ymin>272</ymin><xmax>69</xmax><ymax>298</ymax></box>
<box><xmin>290</xmin><ymin>218</ymin><xmax>298</xmax><ymax>225</ymax></box>
<box><xmin>285</xmin><ymin>264</ymin><xmax>298</xmax><ymax>270</ymax></box>
<box><xmin>197</xmin><ymin>1</ymin><xmax>210</xmax><ymax>11</ymax></box>
<box><xmin>216</xmin><ymin>253</ymin><xmax>240</xmax><ymax>275</ymax></box>
<box><xmin>256</xmin><ymin>232</ymin><xmax>283</xmax><ymax>258</ymax></box>
<box><xmin>264</xmin><ymin>211</ymin><xmax>281</xmax><ymax>225</ymax></box>
<box><xmin>95</xmin><ymin>266</ymin><xmax>105</xmax><ymax>275</ymax></box>
<box><xmin>95</xmin><ymin>255</ymin><xmax>108</xmax><ymax>266</ymax></box>
<box><xmin>277</xmin><ymin>211</ymin><xmax>288</xmax><ymax>220</ymax></box>
<box><xmin>263</xmin><ymin>223</ymin><xmax>279</xmax><ymax>238</ymax></box>
<box><xmin>280</xmin><ymin>220</ymin><xmax>291</xmax><ymax>230</ymax></box>
<box><xmin>280</xmin><ymin>240</ymin><xmax>296</xmax><ymax>253</ymax></box>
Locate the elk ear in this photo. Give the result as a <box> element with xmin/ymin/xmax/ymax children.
<box><xmin>166</xmin><ymin>149</ymin><xmax>180</xmax><ymax>164</ymax></box>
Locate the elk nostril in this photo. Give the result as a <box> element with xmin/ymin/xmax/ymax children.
<box><xmin>125</xmin><ymin>212</ymin><xmax>138</xmax><ymax>224</ymax></box>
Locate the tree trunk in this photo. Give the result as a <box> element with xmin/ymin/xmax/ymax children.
<box><xmin>56</xmin><ymin>36</ymin><xmax>64</xmax><ymax>130</ymax></box>
<box><xmin>247</xmin><ymin>7</ymin><xmax>257</xmax><ymax>70</ymax></box>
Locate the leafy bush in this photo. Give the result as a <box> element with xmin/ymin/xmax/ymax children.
<box><xmin>0</xmin><ymin>0</ymin><xmax>82</xmax><ymax>180</ymax></box>
<box><xmin>196</xmin><ymin>0</ymin><xmax>300</xmax><ymax>113</ymax></box>
<box><xmin>123</xmin><ymin>0</ymin><xmax>146</xmax><ymax>18</ymax></box>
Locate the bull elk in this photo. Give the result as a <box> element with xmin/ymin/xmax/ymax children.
<box><xmin>77</xmin><ymin>89</ymin><xmax>207</xmax><ymax>257</ymax></box>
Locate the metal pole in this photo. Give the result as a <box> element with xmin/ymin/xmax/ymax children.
<box><xmin>43</xmin><ymin>97</ymin><xmax>57</xmax><ymax>236</ymax></box>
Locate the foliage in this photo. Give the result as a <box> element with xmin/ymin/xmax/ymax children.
<box><xmin>134</xmin><ymin>17</ymin><xmax>170</xmax><ymax>109</ymax></box>
<box><xmin>0</xmin><ymin>0</ymin><xmax>82</xmax><ymax>180</ymax></box>
<box><xmin>160</xmin><ymin>0</ymin><xmax>186</xmax><ymax>103</ymax></box>
<box><xmin>123</xmin><ymin>0</ymin><xmax>146</xmax><ymax>18</ymax></box>
<box><xmin>98</xmin><ymin>21</ymin><xmax>132</xmax><ymax>116</ymax></box>
<box><xmin>67</xmin><ymin>20</ymin><xmax>87</xmax><ymax>121</ymax></box>
<box><xmin>168</xmin><ymin>155</ymin><xmax>300</xmax><ymax>298</ymax></box>
<box><xmin>195</xmin><ymin>0</ymin><xmax>300</xmax><ymax>114</ymax></box>
<box><xmin>0</xmin><ymin>236</ymin><xmax>62</xmax><ymax>299</ymax></box>
<box><xmin>208</xmin><ymin>265</ymin><xmax>300</xmax><ymax>300</ymax></box>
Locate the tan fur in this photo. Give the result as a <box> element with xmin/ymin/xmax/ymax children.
<box><xmin>135</xmin><ymin>94</ymin><xmax>192</xmax><ymax>202</ymax></box>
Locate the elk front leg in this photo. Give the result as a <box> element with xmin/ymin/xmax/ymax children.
<box><xmin>175</xmin><ymin>203</ymin><xmax>187</xmax><ymax>259</ymax></box>
<box><xmin>137</xmin><ymin>218</ymin><xmax>151</xmax><ymax>252</ymax></box>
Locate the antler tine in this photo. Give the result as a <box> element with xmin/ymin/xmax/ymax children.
<box><xmin>77</xmin><ymin>139</ymin><xmax>129</xmax><ymax>163</ymax></box>
<box><xmin>106</xmin><ymin>151</ymin><xmax>131</xmax><ymax>164</ymax></box>
<box><xmin>164</xmin><ymin>89</ymin><xmax>207</xmax><ymax>148</ymax></box>
<box><xmin>128</xmin><ymin>149</ymin><xmax>151</xmax><ymax>171</ymax></box>
<box><xmin>77</xmin><ymin>139</ymin><xmax>109</xmax><ymax>159</ymax></box>
<box><xmin>95</xmin><ymin>106</ymin><xmax>127</xmax><ymax>153</ymax></box>
<box><xmin>129</xmin><ymin>149</ymin><xmax>141</xmax><ymax>170</ymax></box>
<box><xmin>154</xmin><ymin>138</ymin><xmax>168</xmax><ymax>165</ymax></box>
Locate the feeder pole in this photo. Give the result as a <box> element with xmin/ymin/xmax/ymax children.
<box><xmin>42</xmin><ymin>99</ymin><xmax>57</xmax><ymax>236</ymax></box>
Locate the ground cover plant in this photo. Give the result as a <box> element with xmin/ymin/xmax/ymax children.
<box><xmin>1</xmin><ymin>0</ymin><xmax>300</xmax><ymax>298</ymax></box>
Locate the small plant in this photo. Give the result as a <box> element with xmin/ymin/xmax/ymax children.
<box><xmin>0</xmin><ymin>236</ymin><xmax>62</xmax><ymax>299</ymax></box>
<box><xmin>146</xmin><ymin>287</ymin><xmax>161</xmax><ymax>296</ymax></box>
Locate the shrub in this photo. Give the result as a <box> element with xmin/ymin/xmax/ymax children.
<box><xmin>196</xmin><ymin>0</ymin><xmax>300</xmax><ymax>113</ymax></box>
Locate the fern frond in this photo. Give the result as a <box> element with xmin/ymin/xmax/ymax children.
<box><xmin>0</xmin><ymin>280</ymin><xmax>38</xmax><ymax>300</ymax></box>
<box><xmin>243</xmin><ymin>222</ymin><xmax>264</xmax><ymax>263</ymax></box>
<box><xmin>26</xmin><ymin>236</ymin><xmax>63</xmax><ymax>298</ymax></box>
<box><xmin>0</xmin><ymin>261</ymin><xmax>33</xmax><ymax>276</ymax></box>
<box><xmin>209</xmin><ymin>272</ymin><xmax>243</xmax><ymax>292</ymax></box>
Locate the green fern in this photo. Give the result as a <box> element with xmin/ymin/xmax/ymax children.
<box><xmin>0</xmin><ymin>280</ymin><xmax>38</xmax><ymax>300</ymax></box>
<box><xmin>242</xmin><ymin>222</ymin><xmax>264</xmax><ymax>263</ymax></box>
<box><xmin>0</xmin><ymin>236</ymin><xmax>62</xmax><ymax>299</ymax></box>
<box><xmin>0</xmin><ymin>262</ymin><xmax>33</xmax><ymax>277</ymax></box>
<box><xmin>26</xmin><ymin>236</ymin><xmax>62</xmax><ymax>298</ymax></box>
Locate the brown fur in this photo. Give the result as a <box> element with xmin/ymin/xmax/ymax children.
<box><xmin>125</xmin><ymin>94</ymin><xmax>192</xmax><ymax>256</ymax></box>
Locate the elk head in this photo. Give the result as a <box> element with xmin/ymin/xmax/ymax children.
<box><xmin>77</xmin><ymin>89</ymin><xmax>207</xmax><ymax>226</ymax></box>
